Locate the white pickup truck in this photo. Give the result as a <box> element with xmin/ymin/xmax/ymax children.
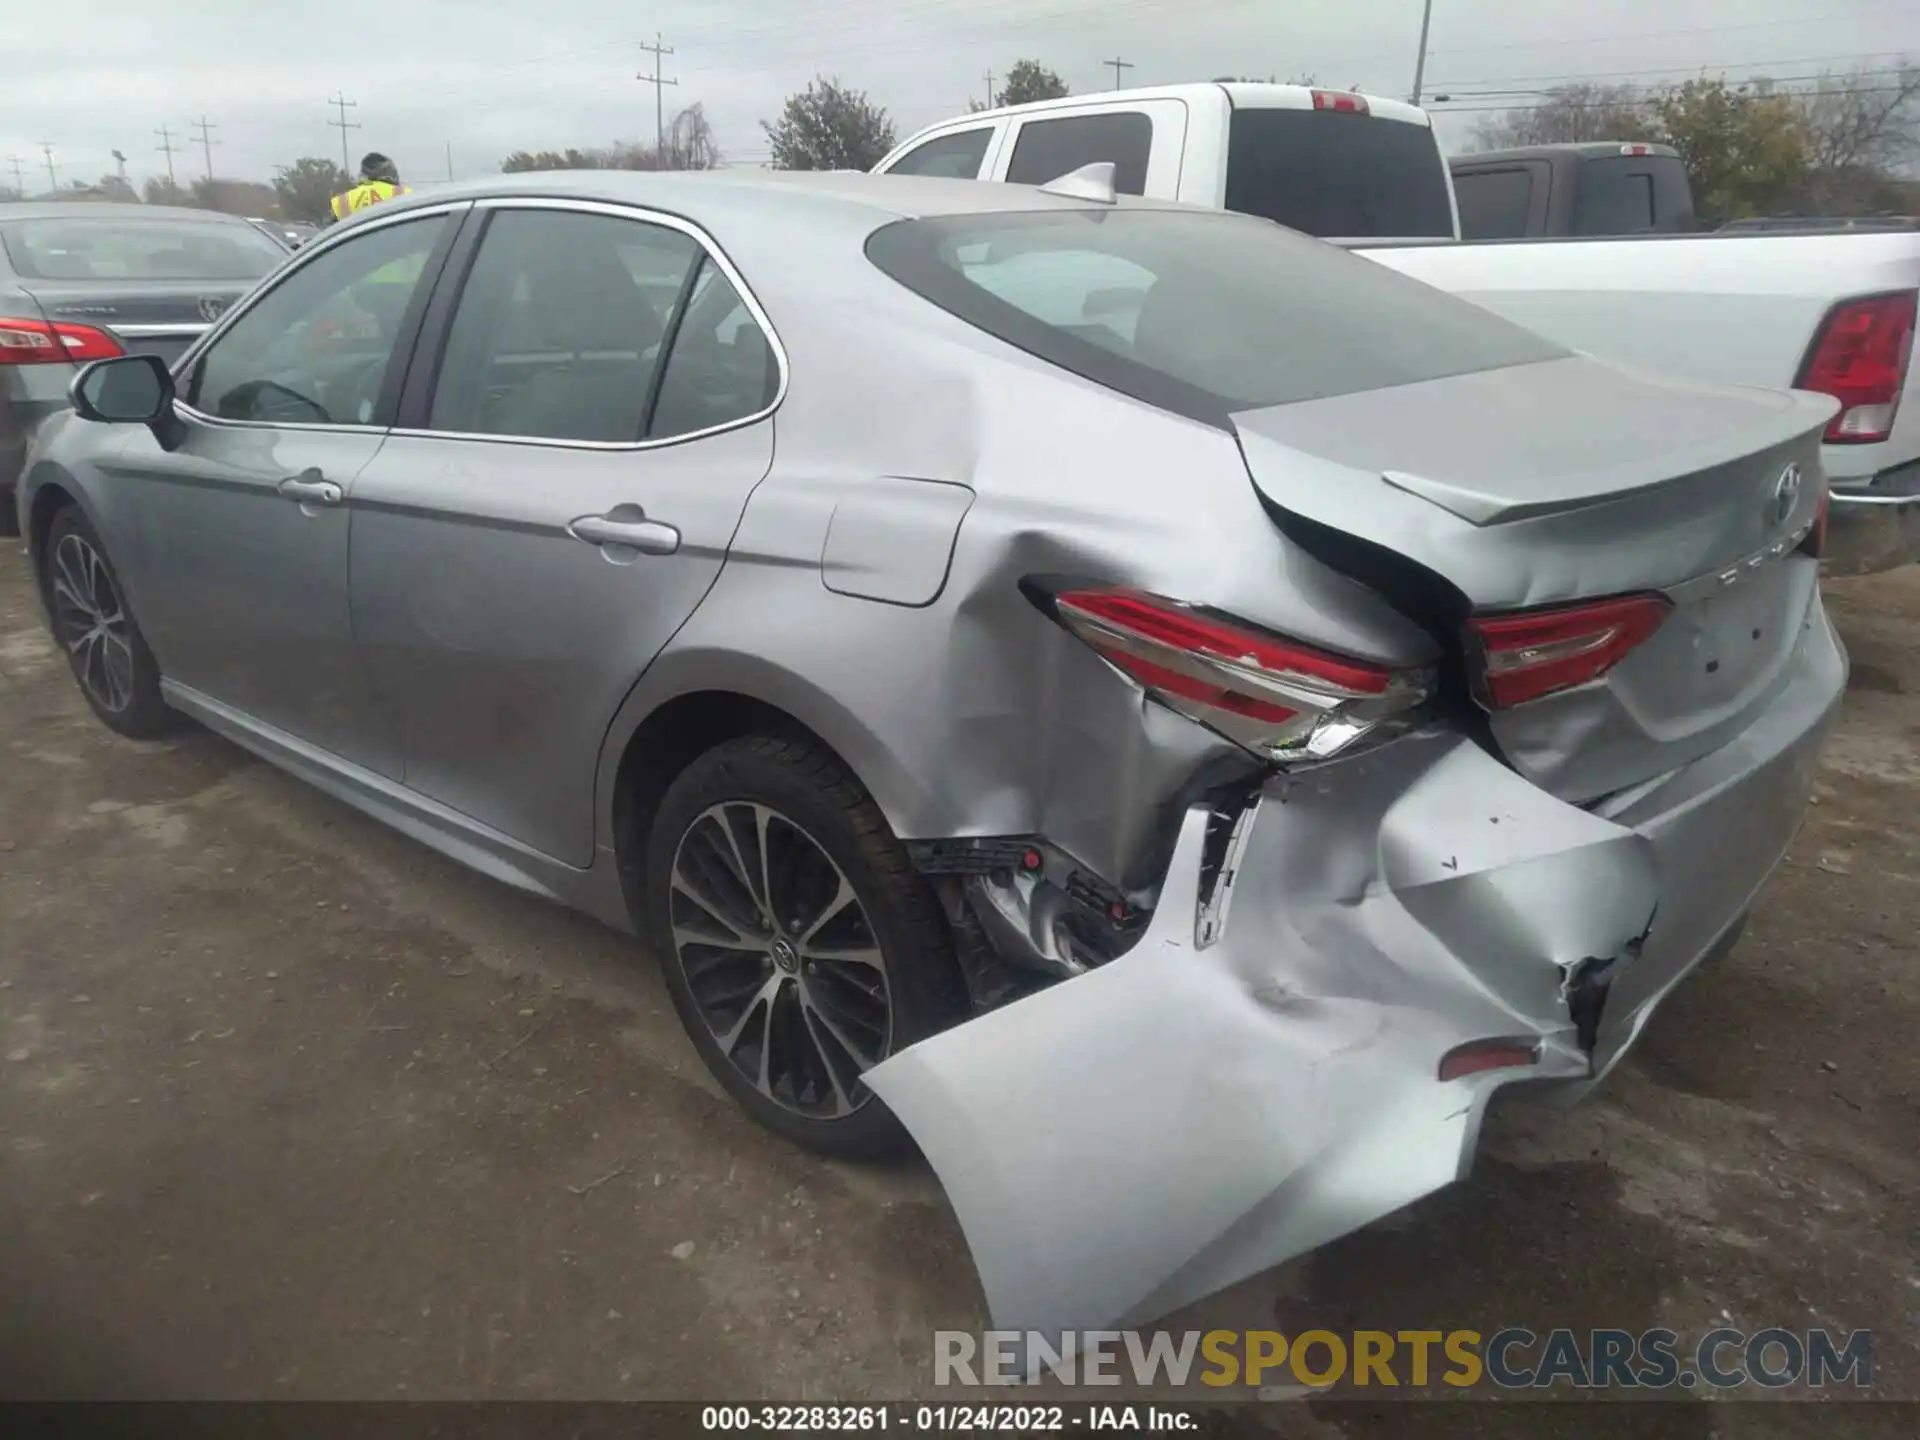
<box><xmin>876</xmin><ymin>82</ymin><xmax>1920</xmax><ymax>573</ymax></box>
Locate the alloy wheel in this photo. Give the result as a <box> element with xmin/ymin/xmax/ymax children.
<box><xmin>48</xmin><ymin>532</ymin><xmax>136</xmax><ymax>715</ymax></box>
<box><xmin>669</xmin><ymin>801</ymin><xmax>892</xmax><ymax>1119</ymax></box>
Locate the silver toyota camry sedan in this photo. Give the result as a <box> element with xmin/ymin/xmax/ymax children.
<box><xmin>17</xmin><ymin>169</ymin><xmax>1845</xmax><ymax>1336</ymax></box>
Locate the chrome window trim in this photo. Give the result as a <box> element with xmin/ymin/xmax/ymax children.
<box><xmin>112</xmin><ymin>322</ymin><xmax>212</xmax><ymax>338</ymax></box>
<box><xmin>384</xmin><ymin>194</ymin><xmax>791</xmax><ymax>454</ymax></box>
<box><xmin>169</xmin><ymin>201</ymin><xmax>474</xmax><ymax>437</ymax></box>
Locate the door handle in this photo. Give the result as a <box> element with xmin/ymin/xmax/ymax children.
<box><xmin>568</xmin><ymin>511</ymin><xmax>681</xmax><ymax>556</ymax></box>
<box><xmin>278</xmin><ymin>471</ymin><xmax>343</xmax><ymax>506</ymax></box>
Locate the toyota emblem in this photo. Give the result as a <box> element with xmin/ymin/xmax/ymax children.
<box><xmin>197</xmin><ymin>296</ymin><xmax>229</xmax><ymax>324</ymax></box>
<box><xmin>1771</xmin><ymin>464</ymin><xmax>1803</xmax><ymax>526</ymax></box>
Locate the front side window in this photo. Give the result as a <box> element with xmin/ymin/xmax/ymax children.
<box><xmin>1453</xmin><ymin>168</ymin><xmax>1534</xmax><ymax>240</ymax></box>
<box><xmin>187</xmin><ymin>214</ymin><xmax>446</xmax><ymax>426</ymax></box>
<box><xmin>868</xmin><ymin>208</ymin><xmax>1567</xmax><ymax>425</ymax></box>
<box><xmin>887</xmin><ymin>128</ymin><xmax>994</xmax><ymax>179</ymax></box>
<box><xmin>1005</xmin><ymin>112</ymin><xmax>1153</xmax><ymax>195</ymax></box>
<box><xmin>428</xmin><ymin>209</ymin><xmax>703</xmax><ymax>443</ymax></box>
<box><xmin>0</xmin><ymin>217</ymin><xmax>285</xmax><ymax>281</ymax></box>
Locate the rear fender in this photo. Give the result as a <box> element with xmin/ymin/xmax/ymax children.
<box><xmin>866</xmin><ymin>731</ymin><xmax>1658</xmax><ymax>1335</ymax></box>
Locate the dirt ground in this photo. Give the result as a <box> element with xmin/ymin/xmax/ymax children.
<box><xmin>1</xmin><ymin>535</ymin><xmax>1916</xmax><ymax>1434</ymax></box>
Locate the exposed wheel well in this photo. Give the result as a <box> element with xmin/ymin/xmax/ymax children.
<box><xmin>27</xmin><ymin>482</ymin><xmax>77</xmax><ymax>591</ymax></box>
<box><xmin>610</xmin><ymin>690</ymin><xmax>830</xmax><ymax>919</ymax></box>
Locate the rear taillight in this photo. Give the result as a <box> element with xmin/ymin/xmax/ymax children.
<box><xmin>1794</xmin><ymin>290</ymin><xmax>1915</xmax><ymax>444</ymax></box>
<box><xmin>0</xmin><ymin>316</ymin><xmax>124</xmax><ymax>366</ymax></box>
<box><xmin>1311</xmin><ymin>89</ymin><xmax>1370</xmax><ymax>115</ymax></box>
<box><xmin>1467</xmin><ymin>593</ymin><xmax>1673</xmax><ymax>710</ymax></box>
<box><xmin>1043</xmin><ymin>585</ymin><xmax>1430</xmax><ymax>762</ymax></box>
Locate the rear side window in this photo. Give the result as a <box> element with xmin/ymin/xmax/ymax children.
<box><xmin>867</xmin><ymin>208</ymin><xmax>1565</xmax><ymax>425</ymax></box>
<box><xmin>1453</xmin><ymin>168</ymin><xmax>1534</xmax><ymax>240</ymax></box>
<box><xmin>888</xmin><ymin>128</ymin><xmax>994</xmax><ymax>179</ymax></box>
<box><xmin>1574</xmin><ymin>159</ymin><xmax>1656</xmax><ymax>235</ymax></box>
<box><xmin>1005</xmin><ymin>113</ymin><xmax>1152</xmax><ymax>195</ymax></box>
<box><xmin>1224</xmin><ymin>109</ymin><xmax>1454</xmax><ymax>238</ymax></box>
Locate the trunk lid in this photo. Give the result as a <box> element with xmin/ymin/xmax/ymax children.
<box><xmin>18</xmin><ymin>280</ymin><xmax>250</xmax><ymax>366</ymax></box>
<box><xmin>1232</xmin><ymin>353</ymin><xmax>1838</xmax><ymax>803</ymax></box>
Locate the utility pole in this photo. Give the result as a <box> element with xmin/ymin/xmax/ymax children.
<box><xmin>327</xmin><ymin>92</ymin><xmax>361</xmax><ymax>174</ymax></box>
<box><xmin>5</xmin><ymin>155</ymin><xmax>25</xmax><ymax>196</ymax></box>
<box><xmin>155</xmin><ymin>123</ymin><xmax>180</xmax><ymax>185</ymax></box>
<box><xmin>637</xmin><ymin>32</ymin><xmax>678</xmax><ymax>156</ymax></box>
<box><xmin>446</xmin><ymin>140</ymin><xmax>454</xmax><ymax>182</ymax></box>
<box><xmin>1103</xmin><ymin>55</ymin><xmax>1133</xmax><ymax>90</ymax></box>
<box><xmin>37</xmin><ymin>142</ymin><xmax>57</xmax><ymax>196</ymax></box>
<box><xmin>983</xmin><ymin>70</ymin><xmax>996</xmax><ymax>109</ymax></box>
<box><xmin>190</xmin><ymin>115</ymin><xmax>219</xmax><ymax>182</ymax></box>
<box><xmin>1410</xmin><ymin>0</ymin><xmax>1435</xmax><ymax>105</ymax></box>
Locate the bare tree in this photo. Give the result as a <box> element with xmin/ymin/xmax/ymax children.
<box><xmin>661</xmin><ymin>103</ymin><xmax>723</xmax><ymax>170</ymax></box>
<box><xmin>1788</xmin><ymin>61</ymin><xmax>1920</xmax><ymax>211</ymax></box>
<box><xmin>1470</xmin><ymin>83</ymin><xmax>1650</xmax><ymax>150</ymax></box>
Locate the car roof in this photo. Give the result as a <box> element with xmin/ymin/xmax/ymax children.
<box><xmin>1455</xmin><ymin>142</ymin><xmax>1680</xmax><ymax>165</ymax></box>
<box><xmin>0</xmin><ymin>200</ymin><xmax>261</xmax><ymax>226</ymax></box>
<box><xmin>365</xmin><ymin>167</ymin><xmax>1193</xmax><ymax>231</ymax></box>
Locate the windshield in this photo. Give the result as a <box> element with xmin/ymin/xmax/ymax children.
<box><xmin>866</xmin><ymin>207</ymin><xmax>1564</xmax><ymax>425</ymax></box>
<box><xmin>0</xmin><ymin>217</ymin><xmax>285</xmax><ymax>282</ymax></box>
<box><xmin>1224</xmin><ymin>108</ymin><xmax>1456</xmax><ymax>239</ymax></box>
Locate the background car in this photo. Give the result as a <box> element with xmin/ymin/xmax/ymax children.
<box><xmin>1</xmin><ymin>201</ymin><xmax>288</xmax><ymax>535</ymax></box>
<box><xmin>16</xmin><ymin>170</ymin><xmax>1845</xmax><ymax>1337</ymax></box>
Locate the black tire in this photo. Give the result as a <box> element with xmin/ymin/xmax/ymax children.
<box><xmin>644</xmin><ymin>733</ymin><xmax>969</xmax><ymax>1160</ymax></box>
<box><xmin>42</xmin><ymin>505</ymin><xmax>174</xmax><ymax>739</ymax></box>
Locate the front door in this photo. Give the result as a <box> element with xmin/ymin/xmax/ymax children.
<box><xmin>106</xmin><ymin>208</ymin><xmax>457</xmax><ymax>778</ymax></box>
<box><xmin>349</xmin><ymin>202</ymin><xmax>782</xmax><ymax>864</ymax></box>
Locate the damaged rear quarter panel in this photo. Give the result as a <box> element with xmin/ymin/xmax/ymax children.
<box><xmin>867</xmin><ymin>731</ymin><xmax>1660</xmax><ymax>1336</ymax></box>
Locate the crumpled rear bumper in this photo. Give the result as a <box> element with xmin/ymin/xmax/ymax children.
<box><xmin>867</xmin><ymin>602</ymin><xmax>1845</xmax><ymax>1336</ymax></box>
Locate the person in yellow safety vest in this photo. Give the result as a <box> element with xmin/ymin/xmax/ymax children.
<box><xmin>327</xmin><ymin>152</ymin><xmax>409</xmax><ymax>223</ymax></box>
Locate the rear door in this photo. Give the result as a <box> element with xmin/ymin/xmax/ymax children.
<box><xmin>348</xmin><ymin>199</ymin><xmax>782</xmax><ymax>865</ymax></box>
<box><xmin>991</xmin><ymin>101</ymin><xmax>1189</xmax><ymax>197</ymax></box>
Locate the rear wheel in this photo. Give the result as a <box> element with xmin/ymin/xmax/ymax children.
<box><xmin>644</xmin><ymin>733</ymin><xmax>968</xmax><ymax>1159</ymax></box>
<box><xmin>42</xmin><ymin>506</ymin><xmax>173</xmax><ymax>738</ymax></box>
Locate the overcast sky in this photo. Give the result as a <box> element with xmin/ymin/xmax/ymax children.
<box><xmin>7</xmin><ymin>0</ymin><xmax>1919</xmax><ymax>192</ymax></box>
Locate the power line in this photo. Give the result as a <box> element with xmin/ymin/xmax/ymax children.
<box><xmin>1432</xmin><ymin>49</ymin><xmax>1915</xmax><ymax>92</ymax></box>
<box><xmin>154</xmin><ymin>123</ymin><xmax>180</xmax><ymax>185</ymax></box>
<box><xmin>327</xmin><ymin>92</ymin><xmax>361</xmax><ymax>174</ymax></box>
<box><xmin>1103</xmin><ymin>55</ymin><xmax>1134</xmax><ymax>90</ymax></box>
<box><xmin>637</xmin><ymin>32</ymin><xmax>678</xmax><ymax>155</ymax></box>
<box><xmin>190</xmin><ymin>115</ymin><xmax>218</xmax><ymax>182</ymax></box>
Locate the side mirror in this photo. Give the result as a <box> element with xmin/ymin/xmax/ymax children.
<box><xmin>71</xmin><ymin>353</ymin><xmax>174</xmax><ymax>425</ymax></box>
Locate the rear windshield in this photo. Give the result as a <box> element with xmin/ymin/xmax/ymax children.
<box><xmin>866</xmin><ymin>208</ymin><xmax>1566</xmax><ymax>425</ymax></box>
<box><xmin>1224</xmin><ymin>108</ymin><xmax>1455</xmax><ymax>238</ymax></box>
<box><xmin>0</xmin><ymin>217</ymin><xmax>285</xmax><ymax>282</ymax></box>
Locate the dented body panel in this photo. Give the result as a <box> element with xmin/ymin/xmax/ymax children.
<box><xmin>870</xmin><ymin>596</ymin><xmax>1843</xmax><ymax>1333</ymax></box>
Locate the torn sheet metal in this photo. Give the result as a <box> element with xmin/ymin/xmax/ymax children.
<box><xmin>866</xmin><ymin>731</ymin><xmax>1661</xmax><ymax>1337</ymax></box>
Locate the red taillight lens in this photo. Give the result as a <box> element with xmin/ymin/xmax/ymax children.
<box><xmin>1311</xmin><ymin>89</ymin><xmax>1370</xmax><ymax>114</ymax></box>
<box><xmin>1795</xmin><ymin>290</ymin><xmax>1915</xmax><ymax>444</ymax></box>
<box><xmin>0</xmin><ymin>316</ymin><xmax>125</xmax><ymax>366</ymax></box>
<box><xmin>1467</xmin><ymin>593</ymin><xmax>1673</xmax><ymax>710</ymax></box>
<box><xmin>1045</xmin><ymin>586</ymin><xmax>1428</xmax><ymax>762</ymax></box>
<box><xmin>1438</xmin><ymin>1038</ymin><xmax>1541</xmax><ymax>1082</ymax></box>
